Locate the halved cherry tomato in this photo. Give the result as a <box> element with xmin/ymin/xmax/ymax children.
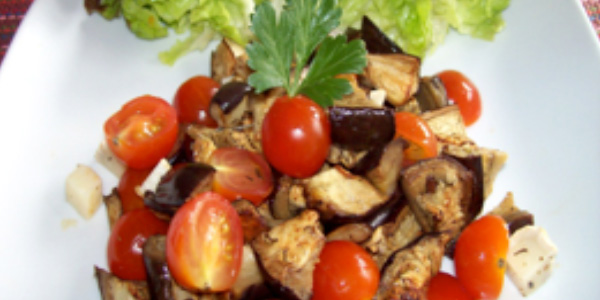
<box><xmin>104</xmin><ymin>96</ymin><xmax>179</xmax><ymax>170</ymax></box>
<box><xmin>107</xmin><ymin>209</ymin><xmax>169</xmax><ymax>280</ymax></box>
<box><xmin>166</xmin><ymin>192</ymin><xmax>244</xmax><ymax>292</ymax></box>
<box><xmin>454</xmin><ymin>215</ymin><xmax>509</xmax><ymax>300</ymax></box>
<box><xmin>394</xmin><ymin>112</ymin><xmax>438</xmax><ymax>165</ymax></box>
<box><xmin>173</xmin><ymin>75</ymin><xmax>220</xmax><ymax>127</ymax></box>
<box><xmin>210</xmin><ymin>147</ymin><xmax>274</xmax><ymax>205</ymax></box>
<box><xmin>313</xmin><ymin>241</ymin><xmax>379</xmax><ymax>300</ymax></box>
<box><xmin>117</xmin><ymin>168</ymin><xmax>151</xmax><ymax>213</ymax></box>
<box><xmin>261</xmin><ymin>95</ymin><xmax>331</xmax><ymax>178</ymax></box>
<box><xmin>437</xmin><ymin>70</ymin><xmax>482</xmax><ymax>126</ymax></box>
<box><xmin>427</xmin><ymin>272</ymin><xmax>473</xmax><ymax>300</ymax></box>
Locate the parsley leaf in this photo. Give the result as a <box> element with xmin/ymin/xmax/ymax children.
<box><xmin>246</xmin><ymin>0</ymin><xmax>367</xmax><ymax>107</ymax></box>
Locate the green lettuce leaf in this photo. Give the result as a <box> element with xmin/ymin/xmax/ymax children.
<box><xmin>451</xmin><ymin>0</ymin><xmax>511</xmax><ymax>40</ymax></box>
<box><xmin>189</xmin><ymin>0</ymin><xmax>254</xmax><ymax>46</ymax></box>
<box><xmin>337</xmin><ymin>0</ymin><xmax>510</xmax><ymax>57</ymax></box>
<box><xmin>121</xmin><ymin>0</ymin><xmax>169</xmax><ymax>39</ymax></box>
<box><xmin>117</xmin><ymin>0</ymin><xmax>254</xmax><ymax>64</ymax></box>
<box><xmin>158</xmin><ymin>26</ymin><xmax>217</xmax><ymax>66</ymax></box>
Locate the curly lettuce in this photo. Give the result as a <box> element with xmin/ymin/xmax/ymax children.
<box><xmin>86</xmin><ymin>0</ymin><xmax>510</xmax><ymax>63</ymax></box>
<box><xmin>338</xmin><ymin>0</ymin><xmax>511</xmax><ymax>57</ymax></box>
<box><xmin>88</xmin><ymin>0</ymin><xmax>255</xmax><ymax>65</ymax></box>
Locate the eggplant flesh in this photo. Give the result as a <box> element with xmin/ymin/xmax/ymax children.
<box><xmin>375</xmin><ymin>233</ymin><xmax>447</xmax><ymax>300</ymax></box>
<box><xmin>251</xmin><ymin>210</ymin><xmax>325</xmax><ymax>300</ymax></box>
<box><xmin>402</xmin><ymin>157</ymin><xmax>475</xmax><ymax>235</ymax></box>
<box><xmin>415</xmin><ymin>76</ymin><xmax>448</xmax><ymax>112</ymax></box>
<box><xmin>329</xmin><ymin>106</ymin><xmax>395</xmax><ymax>151</ymax></box>
<box><xmin>304</xmin><ymin>166</ymin><xmax>389</xmax><ymax>222</ymax></box>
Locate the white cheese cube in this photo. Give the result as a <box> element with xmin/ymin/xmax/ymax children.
<box><xmin>506</xmin><ymin>225</ymin><xmax>558</xmax><ymax>296</ymax></box>
<box><xmin>369</xmin><ymin>89</ymin><xmax>387</xmax><ymax>107</ymax></box>
<box><xmin>65</xmin><ymin>164</ymin><xmax>103</xmax><ymax>219</ymax></box>
<box><xmin>94</xmin><ymin>142</ymin><xmax>126</xmax><ymax>179</ymax></box>
<box><xmin>136</xmin><ymin>159</ymin><xmax>172</xmax><ymax>197</ymax></box>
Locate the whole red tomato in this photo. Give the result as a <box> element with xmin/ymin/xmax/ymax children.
<box><xmin>104</xmin><ymin>95</ymin><xmax>179</xmax><ymax>170</ymax></box>
<box><xmin>107</xmin><ymin>209</ymin><xmax>169</xmax><ymax>280</ymax></box>
<box><xmin>312</xmin><ymin>241</ymin><xmax>379</xmax><ymax>300</ymax></box>
<box><xmin>454</xmin><ymin>215</ymin><xmax>509</xmax><ymax>299</ymax></box>
<box><xmin>117</xmin><ymin>168</ymin><xmax>151</xmax><ymax>213</ymax></box>
<box><xmin>261</xmin><ymin>95</ymin><xmax>330</xmax><ymax>178</ymax></box>
<box><xmin>173</xmin><ymin>75</ymin><xmax>220</xmax><ymax>127</ymax></box>
<box><xmin>427</xmin><ymin>272</ymin><xmax>473</xmax><ymax>300</ymax></box>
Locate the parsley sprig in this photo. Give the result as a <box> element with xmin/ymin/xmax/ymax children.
<box><xmin>246</xmin><ymin>0</ymin><xmax>367</xmax><ymax>107</ymax></box>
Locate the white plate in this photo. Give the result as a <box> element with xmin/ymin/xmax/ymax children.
<box><xmin>0</xmin><ymin>0</ymin><xmax>599</xmax><ymax>298</ymax></box>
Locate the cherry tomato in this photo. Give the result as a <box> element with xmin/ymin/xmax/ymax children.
<box><xmin>393</xmin><ymin>112</ymin><xmax>438</xmax><ymax>165</ymax></box>
<box><xmin>117</xmin><ymin>168</ymin><xmax>151</xmax><ymax>213</ymax></box>
<box><xmin>437</xmin><ymin>70</ymin><xmax>482</xmax><ymax>126</ymax></box>
<box><xmin>261</xmin><ymin>95</ymin><xmax>331</xmax><ymax>178</ymax></box>
<box><xmin>166</xmin><ymin>192</ymin><xmax>244</xmax><ymax>292</ymax></box>
<box><xmin>209</xmin><ymin>147</ymin><xmax>274</xmax><ymax>205</ymax></box>
<box><xmin>313</xmin><ymin>241</ymin><xmax>379</xmax><ymax>300</ymax></box>
<box><xmin>173</xmin><ymin>75</ymin><xmax>220</xmax><ymax>127</ymax></box>
<box><xmin>454</xmin><ymin>215</ymin><xmax>509</xmax><ymax>300</ymax></box>
<box><xmin>427</xmin><ymin>272</ymin><xmax>473</xmax><ymax>300</ymax></box>
<box><xmin>104</xmin><ymin>95</ymin><xmax>179</xmax><ymax>170</ymax></box>
<box><xmin>107</xmin><ymin>209</ymin><xmax>169</xmax><ymax>280</ymax></box>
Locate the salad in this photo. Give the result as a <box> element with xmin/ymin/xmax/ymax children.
<box><xmin>66</xmin><ymin>0</ymin><xmax>558</xmax><ymax>299</ymax></box>
<box><xmin>84</xmin><ymin>0</ymin><xmax>511</xmax><ymax>64</ymax></box>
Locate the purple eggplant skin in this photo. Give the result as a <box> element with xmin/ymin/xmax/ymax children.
<box><xmin>167</xmin><ymin>128</ymin><xmax>196</xmax><ymax>166</ymax></box>
<box><xmin>329</xmin><ymin>106</ymin><xmax>395</xmax><ymax>151</ymax></box>
<box><xmin>144</xmin><ymin>163</ymin><xmax>215</xmax><ymax>215</ymax></box>
<box><xmin>360</xmin><ymin>17</ymin><xmax>405</xmax><ymax>55</ymax></box>
<box><xmin>142</xmin><ymin>235</ymin><xmax>173</xmax><ymax>300</ymax></box>
<box><xmin>449</xmin><ymin>154</ymin><xmax>484</xmax><ymax>225</ymax></box>
<box><xmin>211</xmin><ymin>81</ymin><xmax>253</xmax><ymax>114</ymax></box>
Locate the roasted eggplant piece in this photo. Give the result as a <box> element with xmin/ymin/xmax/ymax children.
<box><xmin>363</xmin><ymin>206</ymin><xmax>423</xmax><ymax>268</ymax></box>
<box><xmin>167</xmin><ymin>127</ymin><xmax>196</xmax><ymax>166</ymax></box>
<box><xmin>364</xmin><ymin>54</ymin><xmax>420</xmax><ymax>107</ymax></box>
<box><xmin>327</xmin><ymin>144</ymin><xmax>369</xmax><ymax>170</ymax></box>
<box><xmin>251</xmin><ymin>210</ymin><xmax>325</xmax><ymax>300</ymax></box>
<box><xmin>375</xmin><ymin>233</ymin><xmax>448</xmax><ymax>300</ymax></box>
<box><xmin>401</xmin><ymin>157</ymin><xmax>478</xmax><ymax>235</ymax></box>
<box><xmin>231</xmin><ymin>245</ymin><xmax>265</xmax><ymax>299</ymax></box>
<box><xmin>103</xmin><ymin>188</ymin><xmax>123</xmax><ymax>231</ymax></box>
<box><xmin>360</xmin><ymin>17</ymin><xmax>404</xmax><ymax>54</ymax></box>
<box><xmin>365</xmin><ymin>138</ymin><xmax>406</xmax><ymax>197</ymax></box>
<box><xmin>188</xmin><ymin>125</ymin><xmax>262</xmax><ymax>154</ymax></box>
<box><xmin>144</xmin><ymin>163</ymin><xmax>215</xmax><ymax>215</ymax></box>
<box><xmin>415</xmin><ymin>76</ymin><xmax>448</xmax><ymax>112</ymax></box>
<box><xmin>142</xmin><ymin>235</ymin><xmax>171</xmax><ymax>300</ymax></box>
<box><xmin>95</xmin><ymin>266</ymin><xmax>150</xmax><ymax>300</ymax></box>
<box><xmin>326</xmin><ymin>223</ymin><xmax>373</xmax><ymax>244</ymax></box>
<box><xmin>489</xmin><ymin>192</ymin><xmax>535</xmax><ymax>234</ymax></box>
<box><xmin>329</xmin><ymin>106</ymin><xmax>395</xmax><ymax>151</ymax></box>
<box><xmin>268</xmin><ymin>176</ymin><xmax>306</xmax><ymax>221</ymax></box>
<box><xmin>304</xmin><ymin>166</ymin><xmax>388</xmax><ymax>222</ymax></box>
<box><xmin>422</xmin><ymin>106</ymin><xmax>508</xmax><ymax>199</ymax></box>
<box><xmin>210</xmin><ymin>81</ymin><xmax>253</xmax><ymax>128</ymax></box>
<box><xmin>232</xmin><ymin>199</ymin><xmax>270</xmax><ymax>243</ymax></box>
<box><xmin>211</xmin><ymin>39</ymin><xmax>252</xmax><ymax>83</ymax></box>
